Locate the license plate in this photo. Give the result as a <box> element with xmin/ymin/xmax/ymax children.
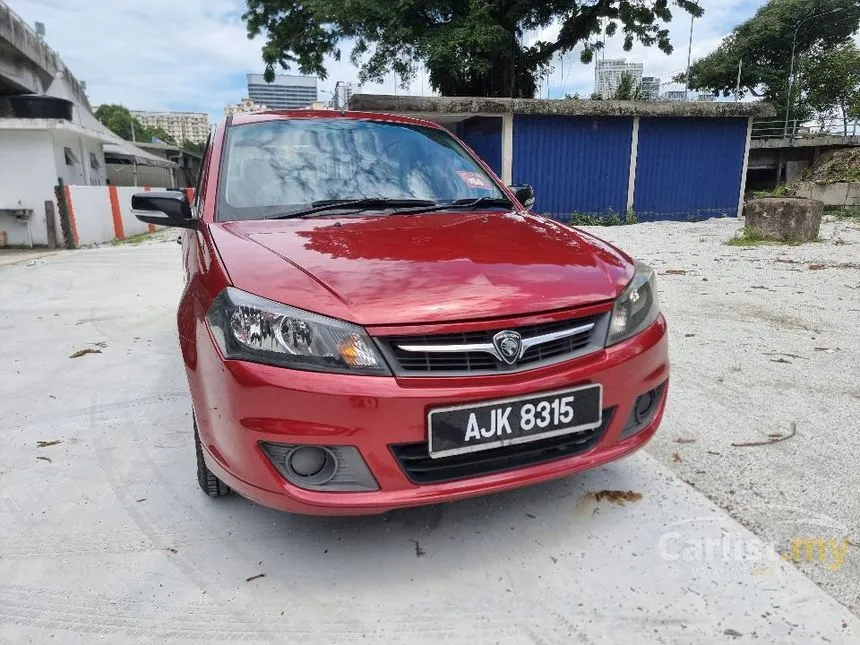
<box><xmin>428</xmin><ymin>384</ymin><xmax>603</xmax><ymax>459</ymax></box>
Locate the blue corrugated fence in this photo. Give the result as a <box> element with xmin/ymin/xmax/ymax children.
<box><xmin>512</xmin><ymin>115</ymin><xmax>633</xmax><ymax>219</ymax></box>
<box><xmin>633</xmin><ymin>118</ymin><xmax>747</xmax><ymax>222</ymax></box>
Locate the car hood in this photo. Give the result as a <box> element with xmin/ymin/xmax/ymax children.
<box><xmin>209</xmin><ymin>211</ymin><xmax>634</xmax><ymax>326</ymax></box>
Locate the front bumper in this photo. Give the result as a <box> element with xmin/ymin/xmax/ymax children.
<box><xmin>189</xmin><ymin>315</ymin><xmax>669</xmax><ymax>516</ymax></box>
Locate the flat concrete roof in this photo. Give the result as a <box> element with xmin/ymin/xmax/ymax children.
<box><xmin>348</xmin><ymin>94</ymin><xmax>776</xmax><ymax>119</ymax></box>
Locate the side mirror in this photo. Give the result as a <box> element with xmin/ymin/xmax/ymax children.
<box><xmin>131</xmin><ymin>191</ymin><xmax>196</xmax><ymax>229</ymax></box>
<box><xmin>508</xmin><ymin>184</ymin><xmax>535</xmax><ymax>209</ymax></box>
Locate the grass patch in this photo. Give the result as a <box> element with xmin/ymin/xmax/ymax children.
<box><xmin>824</xmin><ymin>205</ymin><xmax>860</xmax><ymax>221</ymax></box>
<box><xmin>110</xmin><ymin>232</ymin><xmax>153</xmax><ymax>246</ymax></box>
<box><xmin>568</xmin><ymin>210</ymin><xmax>638</xmax><ymax>226</ymax></box>
<box><xmin>752</xmin><ymin>184</ymin><xmax>795</xmax><ymax>199</ymax></box>
<box><xmin>725</xmin><ymin>228</ymin><xmax>810</xmax><ymax>247</ymax></box>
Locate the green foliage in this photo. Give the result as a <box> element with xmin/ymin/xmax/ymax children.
<box><xmin>824</xmin><ymin>205</ymin><xmax>860</xmax><ymax>220</ymax></box>
<box><xmin>752</xmin><ymin>184</ymin><xmax>795</xmax><ymax>198</ymax></box>
<box><xmin>243</xmin><ymin>0</ymin><xmax>703</xmax><ymax>98</ymax></box>
<box><xmin>684</xmin><ymin>0</ymin><xmax>860</xmax><ymax>112</ymax></box>
<box><xmin>568</xmin><ymin>210</ymin><xmax>638</xmax><ymax>226</ymax></box>
<box><xmin>94</xmin><ymin>104</ymin><xmax>176</xmax><ymax>145</ymax></box>
<box><xmin>803</xmin><ymin>148</ymin><xmax>860</xmax><ymax>183</ymax></box>
<box><xmin>612</xmin><ymin>72</ymin><xmax>643</xmax><ymax>100</ymax></box>
<box><xmin>180</xmin><ymin>140</ymin><xmax>205</xmax><ymax>155</ymax></box>
<box><xmin>802</xmin><ymin>41</ymin><xmax>860</xmax><ymax>135</ymax></box>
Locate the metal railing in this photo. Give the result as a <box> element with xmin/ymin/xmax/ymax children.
<box><xmin>752</xmin><ymin>117</ymin><xmax>860</xmax><ymax>141</ymax></box>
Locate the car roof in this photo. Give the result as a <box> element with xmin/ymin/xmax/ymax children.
<box><xmin>227</xmin><ymin>110</ymin><xmax>444</xmax><ymax>130</ymax></box>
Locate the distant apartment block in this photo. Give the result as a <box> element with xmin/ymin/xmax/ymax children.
<box><xmin>594</xmin><ymin>59</ymin><xmax>644</xmax><ymax>99</ymax></box>
<box><xmin>662</xmin><ymin>90</ymin><xmax>689</xmax><ymax>102</ymax></box>
<box><xmin>225</xmin><ymin>98</ymin><xmax>269</xmax><ymax>115</ymax></box>
<box><xmin>641</xmin><ymin>76</ymin><xmax>661</xmax><ymax>101</ymax></box>
<box><xmin>131</xmin><ymin>110</ymin><xmax>210</xmax><ymax>144</ymax></box>
<box><xmin>247</xmin><ymin>74</ymin><xmax>318</xmax><ymax>110</ymax></box>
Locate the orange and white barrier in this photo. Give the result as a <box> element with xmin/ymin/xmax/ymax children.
<box><xmin>63</xmin><ymin>185</ymin><xmax>195</xmax><ymax>247</ymax></box>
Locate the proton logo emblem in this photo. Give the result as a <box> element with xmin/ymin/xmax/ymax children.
<box><xmin>493</xmin><ymin>330</ymin><xmax>523</xmax><ymax>365</ymax></box>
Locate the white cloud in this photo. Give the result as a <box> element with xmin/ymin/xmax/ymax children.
<box><xmin>9</xmin><ymin>0</ymin><xmax>765</xmax><ymax>118</ymax></box>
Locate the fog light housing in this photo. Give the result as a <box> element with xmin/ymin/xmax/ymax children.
<box><xmin>620</xmin><ymin>382</ymin><xmax>667</xmax><ymax>440</ymax></box>
<box><xmin>260</xmin><ymin>442</ymin><xmax>378</xmax><ymax>492</ymax></box>
<box><xmin>288</xmin><ymin>446</ymin><xmax>337</xmax><ymax>483</ymax></box>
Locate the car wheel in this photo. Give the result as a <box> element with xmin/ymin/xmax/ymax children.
<box><xmin>194</xmin><ymin>418</ymin><xmax>231</xmax><ymax>497</ymax></box>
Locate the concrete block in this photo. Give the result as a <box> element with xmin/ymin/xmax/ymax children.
<box><xmin>743</xmin><ymin>197</ymin><xmax>822</xmax><ymax>243</ymax></box>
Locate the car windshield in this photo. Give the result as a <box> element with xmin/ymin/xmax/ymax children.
<box><xmin>218</xmin><ymin>118</ymin><xmax>506</xmax><ymax>221</ymax></box>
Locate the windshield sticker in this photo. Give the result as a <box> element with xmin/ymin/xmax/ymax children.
<box><xmin>456</xmin><ymin>171</ymin><xmax>491</xmax><ymax>189</ymax></box>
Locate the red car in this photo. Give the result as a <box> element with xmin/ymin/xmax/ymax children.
<box><xmin>132</xmin><ymin>111</ymin><xmax>669</xmax><ymax>516</ymax></box>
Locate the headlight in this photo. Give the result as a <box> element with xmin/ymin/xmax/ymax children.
<box><xmin>607</xmin><ymin>261</ymin><xmax>660</xmax><ymax>346</ymax></box>
<box><xmin>207</xmin><ymin>287</ymin><xmax>390</xmax><ymax>375</ymax></box>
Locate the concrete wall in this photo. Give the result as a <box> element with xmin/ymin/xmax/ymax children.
<box><xmin>66</xmin><ymin>185</ymin><xmax>167</xmax><ymax>246</ymax></box>
<box><xmin>0</xmin><ymin>129</ymin><xmax>60</xmax><ymax>246</ymax></box>
<box><xmin>67</xmin><ymin>186</ymin><xmax>115</xmax><ymax>246</ymax></box>
<box><xmin>794</xmin><ymin>182</ymin><xmax>860</xmax><ymax>206</ymax></box>
<box><xmin>105</xmin><ymin>163</ymin><xmax>175</xmax><ymax>188</ymax></box>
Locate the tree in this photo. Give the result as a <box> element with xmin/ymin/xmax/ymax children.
<box><xmin>147</xmin><ymin>127</ymin><xmax>177</xmax><ymax>146</ymax></box>
<box><xmin>243</xmin><ymin>0</ymin><xmax>704</xmax><ymax>98</ymax></box>
<box><xmin>683</xmin><ymin>0</ymin><xmax>860</xmax><ymax>116</ymax></box>
<box><xmin>612</xmin><ymin>72</ymin><xmax>643</xmax><ymax>100</ymax></box>
<box><xmin>94</xmin><ymin>104</ymin><xmax>177</xmax><ymax>145</ymax></box>
<box><xmin>802</xmin><ymin>41</ymin><xmax>860</xmax><ymax>135</ymax></box>
<box><xmin>94</xmin><ymin>104</ymin><xmax>139</xmax><ymax>141</ymax></box>
<box><xmin>180</xmin><ymin>140</ymin><xmax>205</xmax><ymax>155</ymax></box>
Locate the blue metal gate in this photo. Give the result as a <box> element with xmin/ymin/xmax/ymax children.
<box><xmin>634</xmin><ymin>118</ymin><xmax>748</xmax><ymax>221</ymax></box>
<box><xmin>512</xmin><ymin>115</ymin><xmax>633</xmax><ymax>220</ymax></box>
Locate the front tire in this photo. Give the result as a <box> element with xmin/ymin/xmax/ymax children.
<box><xmin>194</xmin><ymin>419</ymin><xmax>231</xmax><ymax>497</ymax></box>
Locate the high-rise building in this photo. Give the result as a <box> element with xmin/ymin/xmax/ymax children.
<box><xmin>130</xmin><ymin>110</ymin><xmax>210</xmax><ymax>144</ymax></box>
<box><xmin>641</xmin><ymin>76</ymin><xmax>661</xmax><ymax>101</ymax></box>
<box><xmin>225</xmin><ymin>98</ymin><xmax>269</xmax><ymax>115</ymax></box>
<box><xmin>246</xmin><ymin>74</ymin><xmax>318</xmax><ymax>110</ymax></box>
<box><xmin>594</xmin><ymin>59</ymin><xmax>644</xmax><ymax>99</ymax></box>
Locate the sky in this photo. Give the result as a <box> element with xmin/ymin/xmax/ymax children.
<box><xmin>9</xmin><ymin>0</ymin><xmax>767</xmax><ymax>121</ymax></box>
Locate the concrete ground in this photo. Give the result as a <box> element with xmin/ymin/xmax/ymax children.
<box><xmin>590</xmin><ymin>215</ymin><xmax>860</xmax><ymax>615</ymax></box>
<box><xmin>1</xmin><ymin>220</ymin><xmax>858</xmax><ymax>644</ymax></box>
<box><xmin>0</xmin><ymin>249</ymin><xmax>61</xmax><ymax>268</ymax></box>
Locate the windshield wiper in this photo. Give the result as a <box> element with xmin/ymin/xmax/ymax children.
<box><xmin>394</xmin><ymin>196</ymin><xmax>514</xmax><ymax>216</ymax></box>
<box><xmin>269</xmin><ymin>198</ymin><xmax>437</xmax><ymax>220</ymax></box>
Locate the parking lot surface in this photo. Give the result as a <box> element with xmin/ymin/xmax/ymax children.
<box><xmin>1</xmin><ymin>219</ymin><xmax>858</xmax><ymax>644</ymax></box>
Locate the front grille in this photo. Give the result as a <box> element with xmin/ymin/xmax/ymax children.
<box><xmin>391</xmin><ymin>408</ymin><xmax>614</xmax><ymax>484</ymax></box>
<box><xmin>378</xmin><ymin>313</ymin><xmax>608</xmax><ymax>376</ymax></box>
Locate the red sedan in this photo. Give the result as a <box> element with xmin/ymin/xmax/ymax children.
<box><xmin>131</xmin><ymin>111</ymin><xmax>669</xmax><ymax>516</ymax></box>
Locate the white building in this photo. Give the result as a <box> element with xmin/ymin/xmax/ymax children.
<box><xmin>641</xmin><ymin>76</ymin><xmax>661</xmax><ymax>101</ymax></box>
<box><xmin>225</xmin><ymin>98</ymin><xmax>269</xmax><ymax>115</ymax></box>
<box><xmin>247</xmin><ymin>74</ymin><xmax>318</xmax><ymax>110</ymax></box>
<box><xmin>130</xmin><ymin>110</ymin><xmax>210</xmax><ymax>144</ymax></box>
<box><xmin>662</xmin><ymin>90</ymin><xmax>689</xmax><ymax>102</ymax></box>
<box><xmin>594</xmin><ymin>59</ymin><xmax>644</xmax><ymax>99</ymax></box>
<box><xmin>331</xmin><ymin>81</ymin><xmax>360</xmax><ymax>110</ymax></box>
